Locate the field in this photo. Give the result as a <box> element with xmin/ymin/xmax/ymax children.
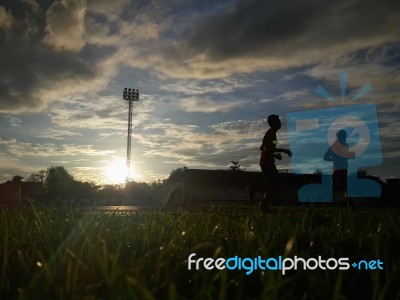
<box><xmin>1</xmin><ymin>204</ymin><xmax>400</xmax><ymax>299</ymax></box>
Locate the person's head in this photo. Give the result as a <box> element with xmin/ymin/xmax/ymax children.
<box><xmin>267</xmin><ymin>114</ymin><xmax>281</xmax><ymax>130</ymax></box>
<box><xmin>336</xmin><ymin>129</ymin><xmax>347</xmax><ymax>143</ymax></box>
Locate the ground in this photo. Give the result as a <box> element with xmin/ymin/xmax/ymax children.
<box><xmin>1</xmin><ymin>204</ymin><xmax>399</xmax><ymax>299</ymax></box>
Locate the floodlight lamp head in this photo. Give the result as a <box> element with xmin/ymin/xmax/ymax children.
<box><xmin>122</xmin><ymin>87</ymin><xmax>139</xmax><ymax>101</ymax></box>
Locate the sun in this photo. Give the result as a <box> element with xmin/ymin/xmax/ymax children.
<box><xmin>105</xmin><ymin>158</ymin><xmax>129</xmax><ymax>184</ymax></box>
<box><xmin>105</xmin><ymin>158</ymin><xmax>142</xmax><ymax>184</ymax></box>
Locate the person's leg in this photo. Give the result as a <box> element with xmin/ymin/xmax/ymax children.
<box><xmin>247</xmin><ymin>167</ymin><xmax>267</xmax><ymax>201</ymax></box>
<box><xmin>332</xmin><ymin>170</ymin><xmax>347</xmax><ymax>203</ymax></box>
<box><xmin>260</xmin><ymin>164</ymin><xmax>278</xmax><ymax>212</ymax></box>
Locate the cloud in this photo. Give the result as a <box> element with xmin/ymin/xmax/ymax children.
<box><xmin>119</xmin><ymin>19</ymin><xmax>161</xmax><ymax>41</ymax></box>
<box><xmin>0</xmin><ymin>135</ymin><xmax>68</xmax><ymax>182</ymax></box>
<box><xmin>21</xmin><ymin>0</ymin><xmax>41</xmax><ymax>13</ymax></box>
<box><xmin>135</xmin><ymin>0</ymin><xmax>400</xmax><ymax>79</ymax></box>
<box><xmin>3</xmin><ymin>0</ymin><xmax>398</xmax><ymax>114</ymax></box>
<box><xmin>0</xmin><ymin>5</ymin><xmax>14</xmax><ymax>29</ymax></box>
<box><xmin>179</xmin><ymin>97</ymin><xmax>246</xmax><ymax>113</ymax></box>
<box><xmin>43</xmin><ymin>0</ymin><xmax>86</xmax><ymax>52</ymax></box>
<box><xmin>278</xmin><ymin>88</ymin><xmax>311</xmax><ymax>101</ymax></box>
<box><xmin>210</xmin><ymin>119</ymin><xmax>266</xmax><ymax>137</ymax></box>
<box><xmin>160</xmin><ymin>77</ymin><xmax>255</xmax><ymax>95</ymax></box>
<box><xmin>87</xmin><ymin>0</ymin><xmax>129</xmax><ymax>15</ymax></box>
<box><xmin>0</xmin><ymin>137</ymin><xmax>114</xmax><ymax>158</ymax></box>
<box><xmin>191</xmin><ymin>0</ymin><xmax>399</xmax><ymax>59</ymax></box>
<box><xmin>5</xmin><ymin>116</ymin><xmax>22</xmax><ymax>127</ymax></box>
<box><xmin>0</xmin><ymin>1</ymin><xmax>118</xmax><ymax>113</ymax></box>
<box><xmin>305</xmin><ymin>60</ymin><xmax>400</xmax><ymax>92</ymax></box>
<box><xmin>48</xmin><ymin>93</ymin><xmax>153</xmax><ymax>130</ymax></box>
<box><xmin>289</xmin><ymin>61</ymin><xmax>400</xmax><ymax>113</ymax></box>
<box><xmin>257</xmin><ymin>98</ymin><xmax>275</xmax><ymax>104</ymax></box>
<box><xmin>37</xmin><ymin>129</ymin><xmax>83</xmax><ymax>140</ymax></box>
<box><xmin>136</xmin><ymin>118</ymin><xmax>290</xmax><ymax>170</ymax></box>
<box><xmin>0</xmin><ymin>154</ymin><xmax>38</xmax><ymax>182</ymax></box>
<box><xmin>85</xmin><ymin>13</ymin><xmax>162</xmax><ymax>47</ymax></box>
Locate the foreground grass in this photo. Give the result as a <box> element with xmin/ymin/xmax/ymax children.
<box><xmin>1</xmin><ymin>204</ymin><xmax>400</xmax><ymax>299</ymax></box>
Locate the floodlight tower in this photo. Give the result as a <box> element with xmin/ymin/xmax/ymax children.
<box><xmin>122</xmin><ymin>87</ymin><xmax>139</xmax><ymax>182</ymax></box>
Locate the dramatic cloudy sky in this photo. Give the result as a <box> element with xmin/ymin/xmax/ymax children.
<box><xmin>0</xmin><ymin>0</ymin><xmax>399</xmax><ymax>184</ymax></box>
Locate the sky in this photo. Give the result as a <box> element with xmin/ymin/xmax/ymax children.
<box><xmin>0</xmin><ymin>0</ymin><xmax>399</xmax><ymax>184</ymax></box>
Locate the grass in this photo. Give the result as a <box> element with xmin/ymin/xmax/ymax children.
<box><xmin>1</xmin><ymin>203</ymin><xmax>400</xmax><ymax>299</ymax></box>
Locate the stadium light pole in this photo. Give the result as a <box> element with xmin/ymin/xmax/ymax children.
<box><xmin>122</xmin><ymin>87</ymin><xmax>139</xmax><ymax>183</ymax></box>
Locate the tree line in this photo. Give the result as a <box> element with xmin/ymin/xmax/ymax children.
<box><xmin>3</xmin><ymin>161</ymin><xmax>256</xmax><ymax>205</ymax></box>
<box><xmin>2</xmin><ymin>166</ymin><xmax>193</xmax><ymax>206</ymax></box>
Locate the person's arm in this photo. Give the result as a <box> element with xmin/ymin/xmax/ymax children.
<box><xmin>261</xmin><ymin>132</ymin><xmax>292</xmax><ymax>157</ymax></box>
<box><xmin>344</xmin><ymin>143</ymin><xmax>356</xmax><ymax>159</ymax></box>
<box><xmin>275</xmin><ymin>147</ymin><xmax>292</xmax><ymax>157</ymax></box>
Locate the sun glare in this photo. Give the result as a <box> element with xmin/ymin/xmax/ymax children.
<box><xmin>104</xmin><ymin>158</ymin><xmax>142</xmax><ymax>184</ymax></box>
<box><xmin>105</xmin><ymin>159</ymin><xmax>129</xmax><ymax>184</ymax></box>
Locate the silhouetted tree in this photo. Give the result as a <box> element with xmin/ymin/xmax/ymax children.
<box><xmin>45</xmin><ymin>166</ymin><xmax>74</xmax><ymax>201</ymax></box>
<box><xmin>28</xmin><ymin>170</ymin><xmax>46</xmax><ymax>184</ymax></box>
<box><xmin>11</xmin><ymin>175</ymin><xmax>24</xmax><ymax>184</ymax></box>
<box><xmin>314</xmin><ymin>169</ymin><xmax>323</xmax><ymax>175</ymax></box>
<box><xmin>73</xmin><ymin>181</ymin><xmax>96</xmax><ymax>201</ymax></box>
<box><xmin>126</xmin><ymin>181</ymin><xmax>152</xmax><ymax>205</ymax></box>
<box><xmin>96</xmin><ymin>184</ymin><xmax>123</xmax><ymax>203</ymax></box>
<box><xmin>228</xmin><ymin>161</ymin><xmax>246</xmax><ymax>171</ymax></box>
<box><xmin>151</xmin><ymin>179</ymin><xmax>163</xmax><ymax>191</ymax></box>
<box><xmin>165</xmin><ymin>167</ymin><xmax>188</xmax><ymax>184</ymax></box>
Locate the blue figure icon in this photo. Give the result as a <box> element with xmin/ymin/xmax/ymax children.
<box><xmin>324</xmin><ymin>129</ymin><xmax>355</xmax><ymax>202</ymax></box>
<box><xmin>286</xmin><ymin>73</ymin><xmax>382</xmax><ymax>202</ymax></box>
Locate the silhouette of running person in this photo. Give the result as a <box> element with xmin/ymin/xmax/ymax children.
<box><xmin>324</xmin><ymin>129</ymin><xmax>355</xmax><ymax>202</ymax></box>
<box><xmin>258</xmin><ymin>114</ymin><xmax>292</xmax><ymax>212</ymax></box>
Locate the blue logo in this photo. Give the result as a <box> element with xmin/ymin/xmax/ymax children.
<box><xmin>286</xmin><ymin>72</ymin><xmax>382</xmax><ymax>202</ymax></box>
